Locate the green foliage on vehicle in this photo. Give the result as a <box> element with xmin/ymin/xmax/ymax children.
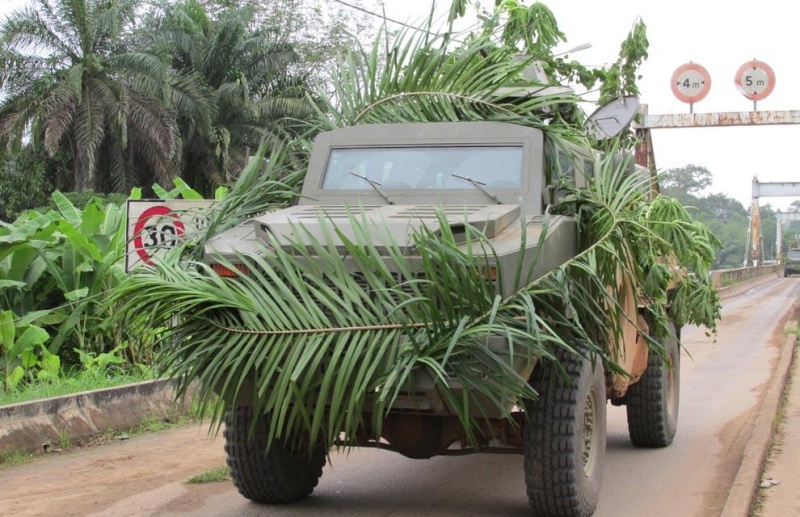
<box><xmin>103</xmin><ymin>1</ymin><xmax>722</xmax><ymax>452</ymax></box>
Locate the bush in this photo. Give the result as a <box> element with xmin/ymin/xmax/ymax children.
<box><xmin>0</xmin><ymin>152</ymin><xmax>53</xmax><ymax>222</ymax></box>
<box><xmin>31</xmin><ymin>190</ymin><xmax>129</xmax><ymax>215</ymax></box>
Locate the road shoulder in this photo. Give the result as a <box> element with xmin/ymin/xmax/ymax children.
<box><xmin>721</xmin><ymin>308</ymin><xmax>798</xmax><ymax>516</ymax></box>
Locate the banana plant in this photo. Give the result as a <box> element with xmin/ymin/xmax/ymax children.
<box><xmin>1</xmin><ymin>310</ymin><xmax>53</xmax><ymax>393</ymax></box>
<box><xmin>37</xmin><ymin>191</ymin><xmax>130</xmax><ymax>354</ymax></box>
<box><xmin>0</xmin><ymin>210</ymin><xmax>62</xmax><ymax>317</ymax></box>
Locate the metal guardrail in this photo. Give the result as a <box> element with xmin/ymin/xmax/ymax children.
<box><xmin>711</xmin><ymin>264</ymin><xmax>782</xmax><ymax>288</ymax></box>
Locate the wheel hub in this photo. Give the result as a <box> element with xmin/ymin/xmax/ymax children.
<box><xmin>666</xmin><ymin>346</ymin><xmax>679</xmax><ymax>417</ymax></box>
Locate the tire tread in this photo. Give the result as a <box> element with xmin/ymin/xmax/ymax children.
<box><xmin>224</xmin><ymin>406</ymin><xmax>325</xmax><ymax>503</ymax></box>
<box><xmin>625</xmin><ymin>322</ymin><xmax>679</xmax><ymax>448</ymax></box>
<box><xmin>524</xmin><ymin>349</ymin><xmax>605</xmax><ymax>517</ymax></box>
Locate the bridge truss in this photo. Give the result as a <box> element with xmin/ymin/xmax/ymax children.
<box><xmin>634</xmin><ymin>108</ymin><xmax>800</xmax><ymax>266</ymax></box>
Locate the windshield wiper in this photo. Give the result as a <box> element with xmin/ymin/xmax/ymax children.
<box><xmin>451</xmin><ymin>174</ymin><xmax>502</xmax><ymax>204</ymax></box>
<box><xmin>349</xmin><ymin>172</ymin><xmax>394</xmax><ymax>205</ymax></box>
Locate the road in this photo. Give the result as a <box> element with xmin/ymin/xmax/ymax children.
<box><xmin>1</xmin><ymin>277</ymin><xmax>797</xmax><ymax>517</ymax></box>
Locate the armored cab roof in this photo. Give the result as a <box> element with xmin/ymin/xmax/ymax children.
<box><xmin>299</xmin><ymin>121</ymin><xmax>545</xmax><ymax>213</ymax></box>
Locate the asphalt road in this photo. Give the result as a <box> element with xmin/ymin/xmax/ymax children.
<box><xmin>2</xmin><ymin>277</ymin><xmax>797</xmax><ymax>517</ymax></box>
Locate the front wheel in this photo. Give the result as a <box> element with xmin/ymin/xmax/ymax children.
<box><xmin>524</xmin><ymin>348</ymin><xmax>607</xmax><ymax>517</ymax></box>
<box><xmin>224</xmin><ymin>406</ymin><xmax>326</xmax><ymax>503</ymax></box>
<box><xmin>625</xmin><ymin>321</ymin><xmax>681</xmax><ymax>448</ymax></box>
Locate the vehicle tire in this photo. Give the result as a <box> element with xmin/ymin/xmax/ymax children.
<box><xmin>524</xmin><ymin>348</ymin><xmax>607</xmax><ymax>517</ymax></box>
<box><xmin>625</xmin><ymin>320</ymin><xmax>680</xmax><ymax>448</ymax></box>
<box><xmin>224</xmin><ymin>406</ymin><xmax>326</xmax><ymax>503</ymax></box>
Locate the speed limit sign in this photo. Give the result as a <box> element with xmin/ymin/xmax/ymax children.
<box><xmin>132</xmin><ymin>205</ymin><xmax>186</xmax><ymax>265</ymax></box>
<box><xmin>126</xmin><ymin>200</ymin><xmax>214</xmax><ymax>270</ymax></box>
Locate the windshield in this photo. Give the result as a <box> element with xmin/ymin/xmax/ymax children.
<box><xmin>321</xmin><ymin>146</ymin><xmax>523</xmax><ymax>190</ymax></box>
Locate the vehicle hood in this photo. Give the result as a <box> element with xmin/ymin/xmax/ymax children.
<box><xmin>252</xmin><ymin>204</ymin><xmax>521</xmax><ymax>253</ymax></box>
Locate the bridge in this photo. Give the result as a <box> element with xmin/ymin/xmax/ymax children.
<box><xmin>712</xmin><ymin>263</ymin><xmax>783</xmax><ymax>288</ymax></box>
<box><xmin>634</xmin><ymin>108</ymin><xmax>800</xmax><ymax>267</ymax></box>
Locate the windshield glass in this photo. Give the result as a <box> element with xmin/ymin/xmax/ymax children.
<box><xmin>321</xmin><ymin>146</ymin><xmax>523</xmax><ymax>190</ymax></box>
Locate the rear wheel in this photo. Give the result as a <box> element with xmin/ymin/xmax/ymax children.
<box><xmin>224</xmin><ymin>406</ymin><xmax>326</xmax><ymax>503</ymax></box>
<box><xmin>626</xmin><ymin>321</ymin><xmax>680</xmax><ymax>447</ymax></box>
<box><xmin>524</xmin><ymin>349</ymin><xmax>607</xmax><ymax>517</ymax></box>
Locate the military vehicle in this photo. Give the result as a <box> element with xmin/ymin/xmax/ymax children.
<box><xmin>202</xmin><ymin>118</ymin><xmax>681</xmax><ymax>517</ymax></box>
<box><xmin>784</xmin><ymin>247</ymin><xmax>800</xmax><ymax>277</ymax></box>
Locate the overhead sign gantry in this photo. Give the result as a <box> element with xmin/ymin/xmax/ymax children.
<box><xmin>635</xmin><ymin>59</ymin><xmax>797</xmax><ymax>267</ymax></box>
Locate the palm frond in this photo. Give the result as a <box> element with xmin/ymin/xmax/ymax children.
<box><xmin>1</xmin><ymin>2</ymin><xmax>76</xmax><ymax>62</ymax></box>
<box><xmin>111</xmin><ymin>136</ymin><xmax>719</xmax><ymax>451</ymax></box>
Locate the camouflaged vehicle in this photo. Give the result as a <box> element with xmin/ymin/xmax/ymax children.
<box><xmin>203</xmin><ymin>120</ymin><xmax>681</xmax><ymax>517</ymax></box>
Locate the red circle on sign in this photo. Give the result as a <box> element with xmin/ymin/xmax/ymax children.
<box><xmin>671</xmin><ymin>63</ymin><xmax>711</xmax><ymax>103</ymax></box>
<box><xmin>734</xmin><ymin>60</ymin><xmax>775</xmax><ymax>101</ymax></box>
<box><xmin>132</xmin><ymin>205</ymin><xmax>185</xmax><ymax>265</ymax></box>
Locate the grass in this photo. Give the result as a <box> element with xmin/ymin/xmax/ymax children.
<box><xmin>132</xmin><ymin>415</ymin><xmax>173</xmax><ymax>434</ymax></box>
<box><xmin>0</xmin><ymin>450</ymin><xmax>34</xmax><ymax>469</ymax></box>
<box><xmin>0</xmin><ymin>369</ymin><xmax>154</xmax><ymax>407</ymax></box>
<box><xmin>58</xmin><ymin>428</ymin><xmax>71</xmax><ymax>449</ymax></box>
<box><xmin>186</xmin><ymin>466</ymin><xmax>231</xmax><ymax>484</ymax></box>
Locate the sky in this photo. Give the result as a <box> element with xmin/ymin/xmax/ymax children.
<box><xmin>2</xmin><ymin>0</ymin><xmax>799</xmax><ymax>210</ymax></box>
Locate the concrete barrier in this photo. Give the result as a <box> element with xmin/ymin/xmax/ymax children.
<box><xmin>712</xmin><ymin>264</ymin><xmax>783</xmax><ymax>288</ymax></box>
<box><xmin>0</xmin><ymin>379</ymin><xmax>189</xmax><ymax>456</ymax></box>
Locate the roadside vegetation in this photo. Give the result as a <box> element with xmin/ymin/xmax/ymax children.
<box><xmin>186</xmin><ymin>466</ymin><xmax>231</xmax><ymax>484</ymax></box>
<box><xmin>658</xmin><ymin>164</ymin><xmax>791</xmax><ymax>269</ymax></box>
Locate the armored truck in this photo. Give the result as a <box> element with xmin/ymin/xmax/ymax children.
<box><xmin>203</xmin><ymin>121</ymin><xmax>681</xmax><ymax>517</ymax></box>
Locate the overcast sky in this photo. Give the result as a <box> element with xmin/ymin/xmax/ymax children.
<box><xmin>2</xmin><ymin>0</ymin><xmax>799</xmax><ymax>210</ymax></box>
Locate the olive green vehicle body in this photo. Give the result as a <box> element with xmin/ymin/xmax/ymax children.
<box><xmin>202</xmin><ymin>119</ymin><xmax>683</xmax><ymax>517</ymax></box>
<box><xmin>203</xmin><ymin>121</ymin><xmax>653</xmax><ymax>445</ymax></box>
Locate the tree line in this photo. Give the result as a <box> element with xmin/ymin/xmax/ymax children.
<box><xmin>658</xmin><ymin>164</ymin><xmax>791</xmax><ymax>270</ymax></box>
<box><xmin>0</xmin><ymin>0</ymin><xmax>377</xmax><ymax>220</ymax></box>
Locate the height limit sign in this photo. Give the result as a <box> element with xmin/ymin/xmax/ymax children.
<box><xmin>671</xmin><ymin>62</ymin><xmax>711</xmax><ymax>106</ymax></box>
<box><xmin>735</xmin><ymin>59</ymin><xmax>775</xmax><ymax>102</ymax></box>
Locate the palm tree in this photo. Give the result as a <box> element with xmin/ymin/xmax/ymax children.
<box><xmin>148</xmin><ymin>1</ymin><xmax>314</xmax><ymax>194</ymax></box>
<box><xmin>0</xmin><ymin>0</ymin><xmax>180</xmax><ymax>193</ymax></box>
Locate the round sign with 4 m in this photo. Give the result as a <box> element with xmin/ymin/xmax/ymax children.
<box><xmin>671</xmin><ymin>63</ymin><xmax>711</xmax><ymax>104</ymax></box>
<box><xmin>734</xmin><ymin>60</ymin><xmax>775</xmax><ymax>101</ymax></box>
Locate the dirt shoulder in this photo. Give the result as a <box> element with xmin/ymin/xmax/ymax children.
<box><xmin>0</xmin><ymin>423</ymin><xmax>228</xmax><ymax>517</ymax></box>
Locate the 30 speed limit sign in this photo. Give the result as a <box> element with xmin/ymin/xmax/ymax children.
<box><xmin>126</xmin><ymin>200</ymin><xmax>214</xmax><ymax>271</ymax></box>
<box><xmin>132</xmin><ymin>205</ymin><xmax>186</xmax><ymax>265</ymax></box>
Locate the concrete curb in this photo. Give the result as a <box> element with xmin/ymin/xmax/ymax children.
<box><xmin>719</xmin><ymin>273</ymin><xmax>780</xmax><ymax>300</ymax></box>
<box><xmin>0</xmin><ymin>379</ymin><xmax>189</xmax><ymax>456</ymax></box>
<box><xmin>720</xmin><ymin>314</ymin><xmax>797</xmax><ymax>516</ymax></box>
